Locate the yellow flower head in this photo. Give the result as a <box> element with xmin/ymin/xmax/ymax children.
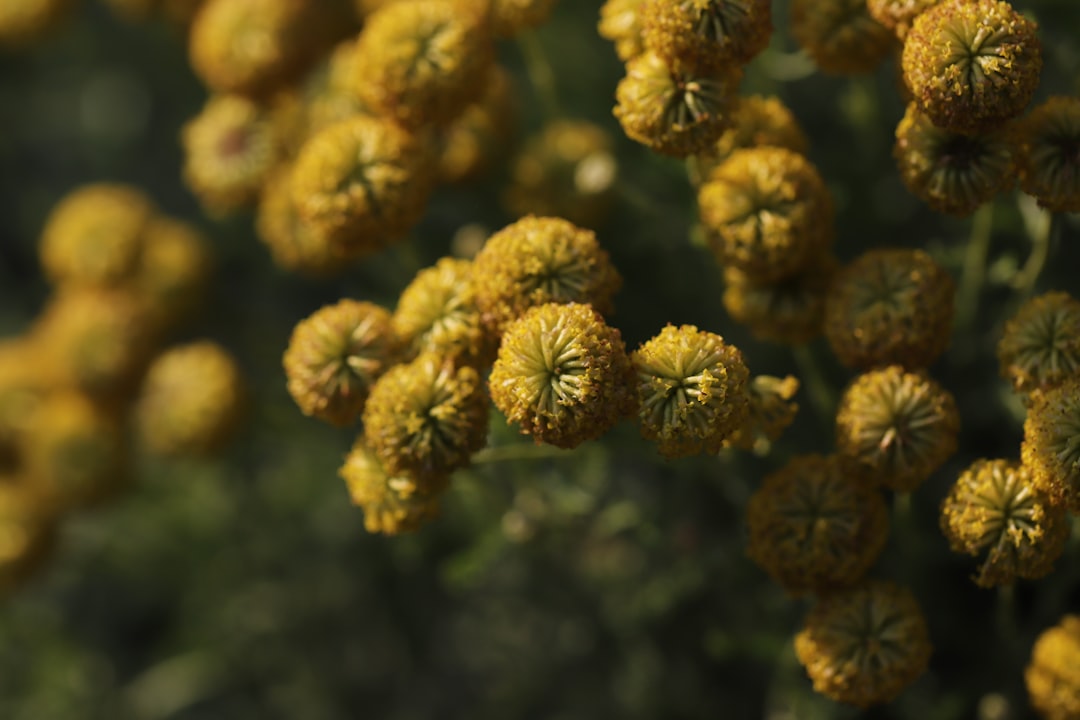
<box><xmin>0</xmin><ymin>484</ymin><xmax>57</xmax><ymax>595</ymax></box>
<box><xmin>824</xmin><ymin>248</ymin><xmax>955</xmax><ymax>370</ymax></box>
<box><xmin>722</xmin><ymin>254</ymin><xmax>836</xmax><ymax>345</ymax></box>
<box><xmin>489</xmin><ymin>302</ymin><xmax>637</xmax><ymax>449</ymax></box>
<box><xmin>598</xmin><ymin>0</ymin><xmax>646</xmax><ymax>62</ymax></box>
<box><xmin>362</xmin><ymin>352</ymin><xmax>489</xmax><ymax>479</ymax></box>
<box><xmin>632</xmin><ymin>324</ymin><xmax>750</xmax><ymax>458</ymax></box>
<box><xmin>747</xmin><ymin>454</ymin><xmax>889</xmax><ymax>595</ymax></box>
<box><xmin>867</xmin><ymin>0</ymin><xmax>940</xmax><ymax>40</ymax></box>
<box><xmin>283</xmin><ymin>299</ymin><xmax>400</xmax><ymax>427</ymax></box>
<box><xmin>998</xmin><ymin>292</ymin><xmax>1080</xmax><ymax>397</ymax></box>
<box><xmin>1026</xmin><ymin>615</ymin><xmax>1080</xmax><ymax>720</ymax></box>
<box><xmin>835</xmin><ymin>365</ymin><xmax>960</xmax><ymax>492</ymax></box>
<box><xmin>723</xmin><ymin>374</ymin><xmax>800</xmax><ymax>453</ymax></box>
<box><xmin>472</xmin><ymin>215</ymin><xmax>622</xmax><ymax>335</ymax></box>
<box><xmin>256</xmin><ymin>167</ymin><xmax>348</xmax><ymax>277</ymax></box>
<box><xmin>694</xmin><ymin>95</ymin><xmax>809</xmax><ymax>181</ymax></box>
<box><xmin>0</xmin><ymin>340</ymin><xmax>50</xmax><ymax>473</ymax></box>
<box><xmin>39</xmin><ymin>183</ymin><xmax>155</xmax><ymax>289</ymax></box>
<box><xmin>132</xmin><ymin>216</ymin><xmax>213</xmax><ymax>334</ymax></box>
<box><xmin>791</xmin><ymin>0</ymin><xmax>895</xmax><ymax>75</ymax></box>
<box><xmin>641</xmin><ymin>0</ymin><xmax>772</xmax><ymax>72</ymax></box>
<box><xmin>294</xmin><ymin>38</ymin><xmax>375</xmax><ymax>147</ymax></box>
<box><xmin>502</xmin><ymin>120</ymin><xmax>617</xmax><ymax>230</ymax></box>
<box><xmin>941</xmin><ymin>459</ymin><xmax>1068</xmax><ymax>588</ymax></box>
<box><xmin>439</xmin><ymin>64</ymin><xmax>518</xmax><ymax>184</ymax></box>
<box><xmin>795</xmin><ymin>580</ymin><xmax>932</xmax><ymax>708</ymax></box>
<box><xmin>1022</xmin><ymin>376</ymin><xmax>1080</xmax><ymax>512</ymax></box>
<box><xmin>902</xmin><ymin>0</ymin><xmax>1041</xmax><ymax>135</ymax></box>
<box><xmin>339</xmin><ymin>438</ymin><xmax>449</xmax><ymax>535</ymax></box>
<box><xmin>614</xmin><ymin>50</ymin><xmax>741</xmax><ymax>158</ymax></box>
<box><xmin>1018</xmin><ymin>97</ymin><xmax>1080</xmax><ymax>213</ymax></box>
<box><xmin>698</xmin><ymin>147</ymin><xmax>833</xmax><ymax>283</ymax></box>
<box><xmin>0</xmin><ymin>0</ymin><xmax>70</xmax><ymax>47</ymax></box>
<box><xmin>290</xmin><ymin>115</ymin><xmax>434</xmax><ymax>251</ymax></box>
<box><xmin>182</xmin><ymin>93</ymin><xmax>284</xmax><ymax>213</ymax></box>
<box><xmin>894</xmin><ymin>102</ymin><xmax>1016</xmax><ymax>216</ymax></box>
<box><xmin>351</xmin><ymin>0</ymin><xmax>494</xmax><ymax>130</ymax></box>
<box><xmin>136</xmin><ymin>341</ymin><xmax>246</xmax><ymax>457</ymax></box>
<box><xmin>392</xmin><ymin>257</ymin><xmax>494</xmax><ymax>366</ymax></box>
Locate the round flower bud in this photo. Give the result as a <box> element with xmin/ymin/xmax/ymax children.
<box><xmin>1026</xmin><ymin>615</ymin><xmax>1080</xmax><ymax>720</ymax></box>
<box><xmin>598</xmin><ymin>0</ymin><xmax>646</xmax><ymax>62</ymax></box>
<box><xmin>472</xmin><ymin>215</ymin><xmax>621</xmax><ymax>336</ymax></box>
<box><xmin>1022</xmin><ymin>377</ymin><xmax>1080</xmax><ymax>512</ymax></box>
<box><xmin>698</xmin><ymin>147</ymin><xmax>833</xmax><ymax>283</ymax></box>
<box><xmin>824</xmin><ymin>248</ymin><xmax>955</xmax><ymax>370</ymax></box>
<box><xmin>631</xmin><ymin>325</ymin><xmax>750</xmax><ymax>458</ymax></box>
<box><xmin>0</xmin><ymin>340</ymin><xmax>49</xmax><ymax>472</ymax></box>
<box><xmin>489</xmin><ymin>303</ymin><xmax>637</xmax><ymax>449</ymax></box>
<box><xmin>1018</xmin><ymin>97</ymin><xmax>1080</xmax><ymax>213</ymax></box>
<box><xmin>502</xmin><ymin>120</ymin><xmax>617</xmax><ymax>230</ymax></box>
<box><xmin>722</xmin><ymin>254</ymin><xmax>836</xmax><ymax>345</ymax></box>
<box><xmin>392</xmin><ymin>258</ymin><xmax>494</xmax><ymax>366</ymax></box>
<box><xmin>182</xmin><ymin>94</ymin><xmax>285</xmax><ymax>214</ymax></box>
<box><xmin>482</xmin><ymin>0</ymin><xmax>557</xmax><ymax>37</ymax></box>
<box><xmin>942</xmin><ymin>459</ymin><xmax>1068</xmax><ymax>588</ymax></box>
<box><xmin>438</xmin><ymin>64</ymin><xmax>518</xmax><ymax>184</ymax></box>
<box><xmin>894</xmin><ymin>102</ymin><xmax>1015</xmax><ymax>216</ymax></box>
<box><xmin>791</xmin><ymin>0</ymin><xmax>894</xmax><ymax>75</ymax></box>
<box><xmin>614</xmin><ymin>51</ymin><xmax>741</xmax><ymax>158</ymax></box>
<box><xmin>867</xmin><ymin>0</ymin><xmax>939</xmax><ymax>40</ymax></box>
<box><xmin>256</xmin><ymin>168</ymin><xmax>347</xmax><ymax>277</ymax></box>
<box><xmin>290</xmin><ymin>115</ymin><xmax>434</xmax><ymax>252</ymax></box>
<box><xmin>362</xmin><ymin>352</ymin><xmax>489</xmax><ymax>479</ymax></box>
<box><xmin>747</xmin><ymin>454</ymin><xmax>889</xmax><ymax>595</ymax></box>
<box><xmin>291</xmin><ymin>38</ymin><xmax>374</xmax><ymax>147</ymax></box>
<box><xmin>795</xmin><ymin>580</ymin><xmax>932</xmax><ymax>708</ymax></box>
<box><xmin>39</xmin><ymin>183</ymin><xmax>155</xmax><ymax>289</ymax></box>
<box><xmin>283</xmin><ymin>299</ymin><xmax>400</xmax><ymax>427</ymax></box>
<box><xmin>0</xmin><ymin>485</ymin><xmax>57</xmax><ymax>595</ymax></box>
<box><xmin>901</xmin><ymin>0</ymin><xmax>1041</xmax><ymax>135</ymax></box>
<box><xmin>694</xmin><ymin>95</ymin><xmax>809</xmax><ymax>181</ymax></box>
<box><xmin>339</xmin><ymin>439</ymin><xmax>449</xmax><ymax>535</ymax></box>
<box><xmin>351</xmin><ymin>0</ymin><xmax>493</xmax><ymax>131</ymax></box>
<box><xmin>723</xmin><ymin>374</ymin><xmax>800</xmax><ymax>453</ymax></box>
<box><xmin>0</xmin><ymin>0</ymin><xmax>70</xmax><ymax>46</ymax></box>
<box><xmin>24</xmin><ymin>391</ymin><xmax>127</xmax><ymax>510</ymax></box>
<box><xmin>189</xmin><ymin>0</ymin><xmax>344</xmax><ymax>97</ymax></box>
<box><xmin>998</xmin><ymin>292</ymin><xmax>1080</xmax><ymax>397</ymax></box>
<box><xmin>133</xmin><ymin>216</ymin><xmax>213</xmax><ymax>333</ymax></box>
<box><xmin>136</xmin><ymin>341</ymin><xmax>246</xmax><ymax>457</ymax></box>
<box><xmin>32</xmin><ymin>288</ymin><xmax>154</xmax><ymax>404</ymax></box>
<box><xmin>641</xmin><ymin>0</ymin><xmax>772</xmax><ymax>72</ymax></box>
<box><xmin>835</xmin><ymin>366</ymin><xmax>960</xmax><ymax>493</ymax></box>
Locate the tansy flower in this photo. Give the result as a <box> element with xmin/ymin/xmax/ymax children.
<box><xmin>722</xmin><ymin>254</ymin><xmax>836</xmax><ymax>345</ymax></box>
<box><xmin>136</xmin><ymin>341</ymin><xmax>246</xmax><ymax>457</ymax></box>
<box><xmin>472</xmin><ymin>215</ymin><xmax>621</xmax><ymax>335</ymax></box>
<box><xmin>0</xmin><ymin>0</ymin><xmax>70</xmax><ymax>46</ymax></box>
<box><xmin>902</xmin><ymin>0</ymin><xmax>1041</xmax><ymax>135</ymax></box>
<box><xmin>1022</xmin><ymin>377</ymin><xmax>1080</xmax><ymax>512</ymax></box>
<box><xmin>824</xmin><ymin>248</ymin><xmax>955</xmax><ymax>370</ymax></box>
<box><xmin>289</xmin><ymin>115</ymin><xmax>434</xmax><ymax>252</ymax></box>
<box><xmin>0</xmin><ymin>340</ymin><xmax>49</xmax><ymax>473</ymax></box>
<box><xmin>1026</xmin><ymin>615</ymin><xmax>1080</xmax><ymax>720</ymax></box>
<box><xmin>998</xmin><ymin>292</ymin><xmax>1080</xmax><ymax>397</ymax></box>
<box><xmin>835</xmin><ymin>365</ymin><xmax>960</xmax><ymax>493</ymax></box>
<box><xmin>339</xmin><ymin>439</ymin><xmax>449</xmax><ymax>535</ymax></box>
<box><xmin>131</xmin><ymin>216</ymin><xmax>212</xmax><ymax>334</ymax></box>
<box><xmin>694</xmin><ymin>95</ymin><xmax>808</xmax><ymax>181</ymax></box>
<box><xmin>502</xmin><ymin>120</ymin><xmax>617</xmax><ymax>230</ymax></box>
<box><xmin>941</xmin><ymin>459</ymin><xmax>1068</xmax><ymax>588</ymax></box>
<box><xmin>362</xmin><ymin>352</ymin><xmax>489</xmax><ymax>479</ymax></box>
<box><xmin>640</xmin><ymin>0</ymin><xmax>772</xmax><ymax>72</ymax></box>
<box><xmin>795</xmin><ymin>580</ymin><xmax>932</xmax><ymax>708</ymax></box>
<box><xmin>791</xmin><ymin>0</ymin><xmax>895</xmax><ymax>75</ymax></box>
<box><xmin>438</xmin><ymin>65</ymin><xmax>518</xmax><ymax>184</ymax></box>
<box><xmin>351</xmin><ymin>0</ymin><xmax>494</xmax><ymax>131</ymax></box>
<box><xmin>894</xmin><ymin>102</ymin><xmax>1015</xmax><ymax>216</ymax></box>
<box><xmin>39</xmin><ymin>184</ymin><xmax>154</xmax><ymax>289</ymax></box>
<box><xmin>632</xmin><ymin>324</ymin><xmax>750</xmax><ymax>458</ymax></box>
<box><xmin>598</xmin><ymin>0</ymin><xmax>646</xmax><ymax>62</ymax></box>
<box><xmin>746</xmin><ymin>454</ymin><xmax>889</xmax><ymax>596</ymax></box>
<box><xmin>489</xmin><ymin>303</ymin><xmax>637</xmax><ymax>449</ymax></box>
<box><xmin>283</xmin><ymin>299</ymin><xmax>400</xmax><ymax>427</ymax></box>
<box><xmin>614</xmin><ymin>51</ymin><xmax>741</xmax><ymax>158</ymax></box>
<box><xmin>698</xmin><ymin>147</ymin><xmax>833</xmax><ymax>283</ymax></box>
<box><xmin>723</xmin><ymin>374</ymin><xmax>800</xmax><ymax>453</ymax></box>
<box><xmin>1017</xmin><ymin>97</ymin><xmax>1080</xmax><ymax>213</ymax></box>
<box><xmin>256</xmin><ymin>168</ymin><xmax>348</xmax><ymax>277</ymax></box>
<box><xmin>867</xmin><ymin>0</ymin><xmax>939</xmax><ymax>41</ymax></box>
<box><xmin>294</xmin><ymin>38</ymin><xmax>374</xmax><ymax>146</ymax></box>
<box><xmin>481</xmin><ymin>0</ymin><xmax>558</xmax><ymax>37</ymax></box>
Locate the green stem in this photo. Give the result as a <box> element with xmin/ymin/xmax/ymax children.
<box><xmin>472</xmin><ymin>443</ymin><xmax>573</xmax><ymax>464</ymax></box>
<box><xmin>791</xmin><ymin>344</ymin><xmax>835</xmax><ymax>424</ymax></box>
<box><xmin>1011</xmin><ymin>211</ymin><xmax>1059</xmax><ymax>297</ymax></box>
<box><xmin>517</xmin><ymin>30</ymin><xmax>560</xmax><ymax>121</ymax></box>
<box><xmin>956</xmin><ymin>202</ymin><xmax>995</xmax><ymax>333</ymax></box>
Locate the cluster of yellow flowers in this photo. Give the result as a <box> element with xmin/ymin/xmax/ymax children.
<box><xmin>0</xmin><ymin>184</ymin><xmax>245</xmax><ymax>594</ymax></box>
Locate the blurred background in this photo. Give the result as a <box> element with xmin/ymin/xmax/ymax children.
<box><xmin>1</xmin><ymin>1</ymin><xmax>1080</xmax><ymax>718</ymax></box>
